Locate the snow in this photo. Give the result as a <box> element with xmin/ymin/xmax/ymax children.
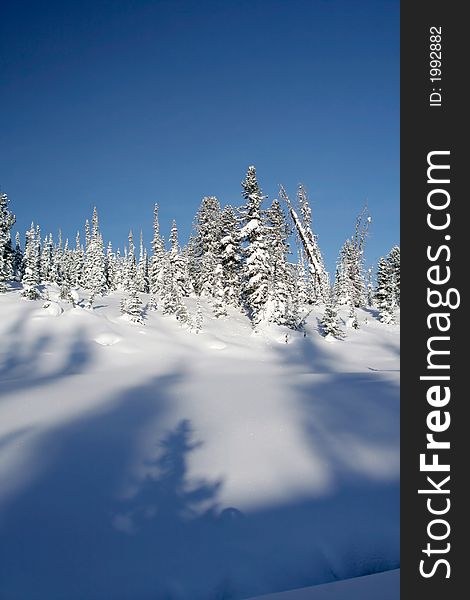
<box><xmin>32</xmin><ymin>300</ymin><xmax>63</xmax><ymax>317</ymax></box>
<box><xmin>0</xmin><ymin>287</ymin><xmax>399</xmax><ymax>600</ymax></box>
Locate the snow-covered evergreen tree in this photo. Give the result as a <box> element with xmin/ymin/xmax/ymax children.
<box><xmin>375</xmin><ymin>246</ymin><xmax>400</xmax><ymax>323</ymax></box>
<box><xmin>239</xmin><ymin>166</ymin><xmax>270</xmax><ymax>323</ymax></box>
<box><xmin>50</xmin><ymin>230</ymin><xmax>63</xmax><ymax>285</ymax></box>
<box><xmin>21</xmin><ymin>223</ymin><xmax>40</xmax><ymax>299</ymax></box>
<box><xmin>72</xmin><ymin>231</ymin><xmax>84</xmax><ymax>287</ymax></box>
<box><xmin>105</xmin><ymin>241</ymin><xmax>117</xmax><ymax>291</ymax></box>
<box><xmin>84</xmin><ymin>208</ymin><xmax>107</xmax><ymax>307</ymax></box>
<box><xmin>219</xmin><ymin>205</ymin><xmax>242</xmax><ymax>308</ymax></box>
<box><xmin>264</xmin><ymin>198</ymin><xmax>297</xmax><ymax>326</ymax></box>
<box><xmin>59</xmin><ymin>242</ymin><xmax>76</xmax><ymax>306</ymax></box>
<box><xmin>168</xmin><ymin>220</ymin><xmax>191</xmax><ymax>297</ymax></box>
<box><xmin>212</xmin><ymin>263</ymin><xmax>227</xmax><ymax>318</ymax></box>
<box><xmin>136</xmin><ymin>231</ymin><xmax>149</xmax><ymax>293</ymax></box>
<box><xmin>334</xmin><ymin>238</ymin><xmax>355</xmax><ymax>306</ymax></box>
<box><xmin>34</xmin><ymin>225</ymin><xmax>42</xmax><ymax>284</ymax></box>
<box><xmin>0</xmin><ymin>192</ymin><xmax>16</xmax><ymax>291</ymax></box>
<box><xmin>192</xmin><ymin>196</ymin><xmax>222</xmax><ymax>296</ymax></box>
<box><xmin>388</xmin><ymin>245</ymin><xmax>400</xmax><ymax>308</ymax></box>
<box><xmin>320</xmin><ymin>296</ymin><xmax>344</xmax><ymax>339</ymax></box>
<box><xmin>375</xmin><ymin>256</ymin><xmax>394</xmax><ymax>324</ymax></box>
<box><xmin>40</xmin><ymin>234</ymin><xmax>53</xmax><ymax>282</ymax></box>
<box><xmin>121</xmin><ymin>274</ymin><xmax>144</xmax><ymax>324</ymax></box>
<box><xmin>296</xmin><ymin>249</ymin><xmax>309</xmax><ymax>306</ymax></box>
<box><xmin>279</xmin><ymin>185</ymin><xmax>329</xmax><ymax>303</ymax></box>
<box><xmin>365</xmin><ymin>266</ymin><xmax>374</xmax><ymax>307</ymax></box>
<box><xmin>149</xmin><ymin>204</ymin><xmax>165</xmax><ymax>309</ymax></box>
<box><xmin>12</xmin><ymin>231</ymin><xmax>24</xmax><ymax>282</ymax></box>
<box><xmin>334</xmin><ymin>208</ymin><xmax>371</xmax><ymax>308</ymax></box>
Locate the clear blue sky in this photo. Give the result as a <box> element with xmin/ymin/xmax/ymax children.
<box><xmin>0</xmin><ymin>0</ymin><xmax>399</xmax><ymax>274</ymax></box>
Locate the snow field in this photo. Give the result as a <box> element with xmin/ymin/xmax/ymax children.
<box><xmin>0</xmin><ymin>287</ymin><xmax>399</xmax><ymax>600</ymax></box>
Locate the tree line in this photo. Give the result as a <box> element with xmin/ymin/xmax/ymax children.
<box><xmin>0</xmin><ymin>166</ymin><xmax>400</xmax><ymax>335</ymax></box>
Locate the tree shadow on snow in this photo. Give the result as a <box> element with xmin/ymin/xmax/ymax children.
<box><xmin>0</xmin><ymin>314</ymin><xmax>92</xmax><ymax>396</ymax></box>
<box><xmin>0</xmin><ymin>333</ymin><xmax>400</xmax><ymax>600</ymax></box>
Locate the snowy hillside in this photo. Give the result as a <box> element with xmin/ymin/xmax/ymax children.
<box><xmin>0</xmin><ymin>286</ymin><xmax>399</xmax><ymax>600</ymax></box>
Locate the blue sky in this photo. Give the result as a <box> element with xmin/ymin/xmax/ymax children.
<box><xmin>0</xmin><ymin>0</ymin><xmax>399</xmax><ymax>274</ymax></box>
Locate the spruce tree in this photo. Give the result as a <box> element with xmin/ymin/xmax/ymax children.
<box><xmin>279</xmin><ymin>185</ymin><xmax>329</xmax><ymax>303</ymax></box>
<box><xmin>321</xmin><ymin>296</ymin><xmax>344</xmax><ymax>339</ymax></box>
<box><xmin>192</xmin><ymin>196</ymin><xmax>222</xmax><ymax>296</ymax></box>
<box><xmin>21</xmin><ymin>223</ymin><xmax>40</xmax><ymax>299</ymax></box>
<box><xmin>265</xmin><ymin>198</ymin><xmax>296</xmax><ymax>326</ymax></box>
<box><xmin>40</xmin><ymin>234</ymin><xmax>53</xmax><ymax>282</ymax></box>
<box><xmin>51</xmin><ymin>230</ymin><xmax>63</xmax><ymax>285</ymax></box>
<box><xmin>212</xmin><ymin>263</ymin><xmax>227</xmax><ymax>317</ymax></box>
<box><xmin>84</xmin><ymin>208</ymin><xmax>107</xmax><ymax>307</ymax></box>
<box><xmin>73</xmin><ymin>231</ymin><xmax>84</xmax><ymax>287</ymax></box>
<box><xmin>169</xmin><ymin>220</ymin><xmax>191</xmax><ymax>297</ymax></box>
<box><xmin>121</xmin><ymin>275</ymin><xmax>144</xmax><ymax>324</ymax></box>
<box><xmin>13</xmin><ymin>232</ymin><xmax>24</xmax><ymax>282</ymax></box>
<box><xmin>375</xmin><ymin>256</ymin><xmax>394</xmax><ymax>323</ymax></box>
<box><xmin>136</xmin><ymin>230</ymin><xmax>149</xmax><ymax>293</ymax></box>
<box><xmin>365</xmin><ymin>266</ymin><xmax>374</xmax><ymax>307</ymax></box>
<box><xmin>239</xmin><ymin>165</ymin><xmax>270</xmax><ymax>323</ymax></box>
<box><xmin>0</xmin><ymin>192</ymin><xmax>16</xmax><ymax>291</ymax></box>
<box><xmin>333</xmin><ymin>208</ymin><xmax>370</xmax><ymax>308</ymax></box>
<box><xmin>388</xmin><ymin>245</ymin><xmax>400</xmax><ymax>308</ymax></box>
<box><xmin>219</xmin><ymin>205</ymin><xmax>242</xmax><ymax>307</ymax></box>
<box><xmin>149</xmin><ymin>204</ymin><xmax>165</xmax><ymax>308</ymax></box>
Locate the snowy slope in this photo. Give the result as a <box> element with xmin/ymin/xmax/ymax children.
<box><xmin>0</xmin><ymin>286</ymin><xmax>399</xmax><ymax>600</ymax></box>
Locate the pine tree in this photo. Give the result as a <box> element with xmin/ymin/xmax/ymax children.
<box><xmin>320</xmin><ymin>296</ymin><xmax>344</xmax><ymax>339</ymax></box>
<box><xmin>219</xmin><ymin>205</ymin><xmax>242</xmax><ymax>307</ymax></box>
<box><xmin>136</xmin><ymin>230</ymin><xmax>149</xmax><ymax>293</ymax></box>
<box><xmin>239</xmin><ymin>165</ymin><xmax>271</xmax><ymax>323</ymax></box>
<box><xmin>149</xmin><ymin>204</ymin><xmax>165</xmax><ymax>308</ymax></box>
<box><xmin>334</xmin><ymin>238</ymin><xmax>355</xmax><ymax>306</ymax></box>
<box><xmin>279</xmin><ymin>185</ymin><xmax>329</xmax><ymax>303</ymax></box>
<box><xmin>212</xmin><ymin>263</ymin><xmax>227</xmax><ymax>317</ymax></box>
<box><xmin>296</xmin><ymin>249</ymin><xmax>309</xmax><ymax>306</ymax></box>
<box><xmin>13</xmin><ymin>231</ymin><xmax>24</xmax><ymax>282</ymax></box>
<box><xmin>21</xmin><ymin>223</ymin><xmax>40</xmax><ymax>299</ymax></box>
<box><xmin>59</xmin><ymin>243</ymin><xmax>76</xmax><ymax>307</ymax></box>
<box><xmin>121</xmin><ymin>275</ymin><xmax>144</xmax><ymax>324</ymax></box>
<box><xmin>168</xmin><ymin>220</ymin><xmax>191</xmax><ymax>297</ymax></box>
<box><xmin>51</xmin><ymin>230</ymin><xmax>63</xmax><ymax>285</ymax></box>
<box><xmin>84</xmin><ymin>208</ymin><xmax>107</xmax><ymax>307</ymax></box>
<box><xmin>105</xmin><ymin>241</ymin><xmax>117</xmax><ymax>290</ymax></box>
<box><xmin>192</xmin><ymin>196</ymin><xmax>222</xmax><ymax>296</ymax></box>
<box><xmin>333</xmin><ymin>208</ymin><xmax>370</xmax><ymax>308</ymax></box>
<box><xmin>388</xmin><ymin>245</ymin><xmax>400</xmax><ymax>308</ymax></box>
<box><xmin>365</xmin><ymin>266</ymin><xmax>374</xmax><ymax>307</ymax></box>
<box><xmin>73</xmin><ymin>231</ymin><xmax>84</xmax><ymax>287</ymax></box>
<box><xmin>40</xmin><ymin>234</ymin><xmax>53</xmax><ymax>282</ymax></box>
<box><xmin>265</xmin><ymin>198</ymin><xmax>297</xmax><ymax>326</ymax></box>
<box><xmin>0</xmin><ymin>192</ymin><xmax>16</xmax><ymax>291</ymax></box>
<box><xmin>375</xmin><ymin>256</ymin><xmax>394</xmax><ymax>324</ymax></box>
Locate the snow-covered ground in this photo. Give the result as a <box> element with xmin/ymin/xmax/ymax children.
<box><xmin>0</xmin><ymin>286</ymin><xmax>399</xmax><ymax>600</ymax></box>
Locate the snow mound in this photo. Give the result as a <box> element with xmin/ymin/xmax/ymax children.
<box><xmin>208</xmin><ymin>341</ymin><xmax>227</xmax><ymax>350</ymax></box>
<box><xmin>33</xmin><ymin>301</ymin><xmax>63</xmax><ymax>317</ymax></box>
<box><xmin>94</xmin><ymin>332</ymin><xmax>122</xmax><ymax>346</ymax></box>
